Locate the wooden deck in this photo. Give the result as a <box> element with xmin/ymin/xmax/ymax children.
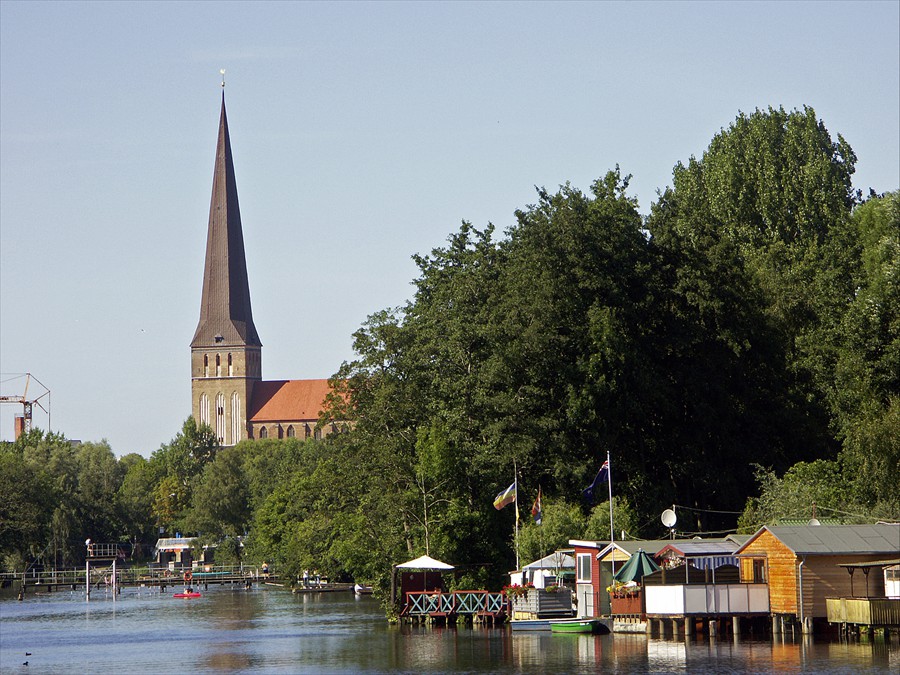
<box><xmin>826</xmin><ymin>597</ymin><xmax>900</xmax><ymax>628</ymax></box>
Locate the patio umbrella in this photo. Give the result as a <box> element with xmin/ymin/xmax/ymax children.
<box><xmin>395</xmin><ymin>555</ymin><xmax>455</xmax><ymax>570</ymax></box>
<box><xmin>613</xmin><ymin>549</ymin><xmax>660</xmax><ymax>583</ymax></box>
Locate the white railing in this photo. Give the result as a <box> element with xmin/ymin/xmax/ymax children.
<box><xmin>646</xmin><ymin>583</ymin><xmax>768</xmax><ymax>615</ymax></box>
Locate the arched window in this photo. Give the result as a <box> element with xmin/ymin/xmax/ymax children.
<box><xmin>313</xmin><ymin>427</ymin><xmax>322</xmax><ymax>440</ymax></box>
<box><xmin>231</xmin><ymin>392</ymin><xmax>241</xmax><ymax>444</ymax></box>
<box><xmin>216</xmin><ymin>354</ymin><xmax>221</xmax><ymax>376</ymax></box>
<box><xmin>215</xmin><ymin>392</ymin><xmax>225</xmax><ymax>443</ymax></box>
<box><xmin>199</xmin><ymin>393</ymin><xmax>209</xmax><ymax>427</ymax></box>
<box><xmin>277</xmin><ymin>425</ymin><xmax>284</xmax><ymax>439</ymax></box>
<box><xmin>259</xmin><ymin>426</ymin><xmax>268</xmax><ymax>439</ymax></box>
<box><xmin>204</xmin><ymin>355</ymin><xmax>209</xmax><ymax>377</ymax></box>
<box><xmin>304</xmin><ymin>424</ymin><xmax>311</xmax><ymax>439</ymax></box>
<box><xmin>228</xmin><ymin>353</ymin><xmax>233</xmax><ymax>376</ymax></box>
<box><xmin>286</xmin><ymin>425</ymin><xmax>295</xmax><ymax>438</ymax></box>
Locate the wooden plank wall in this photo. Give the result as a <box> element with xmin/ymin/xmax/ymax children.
<box><xmin>740</xmin><ymin>530</ymin><xmax>798</xmax><ymax>614</ymax></box>
<box><xmin>804</xmin><ymin>555</ymin><xmax>888</xmax><ymax>618</ymax></box>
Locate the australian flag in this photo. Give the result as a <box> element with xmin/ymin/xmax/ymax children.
<box><xmin>582</xmin><ymin>460</ymin><xmax>609</xmax><ymax>504</ymax></box>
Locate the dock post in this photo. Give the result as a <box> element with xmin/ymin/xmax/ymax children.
<box><xmin>85</xmin><ymin>559</ymin><xmax>90</xmax><ymax>600</ymax></box>
<box><xmin>709</xmin><ymin>618</ymin><xmax>717</xmax><ymax>638</ymax></box>
<box><xmin>671</xmin><ymin>618</ymin><xmax>681</xmax><ymax>636</ymax></box>
<box><xmin>732</xmin><ymin>616</ymin><xmax>740</xmax><ymax>637</ymax></box>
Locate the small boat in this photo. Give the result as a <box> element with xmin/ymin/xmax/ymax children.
<box><xmin>549</xmin><ymin>618</ymin><xmax>608</xmax><ymax>634</ymax></box>
<box><xmin>353</xmin><ymin>583</ymin><xmax>373</xmax><ymax>595</ymax></box>
<box><xmin>510</xmin><ymin>618</ymin><xmax>552</xmax><ymax>631</ymax></box>
<box><xmin>173</xmin><ymin>588</ymin><xmax>202</xmax><ymax>598</ymax></box>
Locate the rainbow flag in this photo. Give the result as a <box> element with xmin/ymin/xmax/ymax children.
<box><xmin>493</xmin><ymin>481</ymin><xmax>517</xmax><ymax>510</ymax></box>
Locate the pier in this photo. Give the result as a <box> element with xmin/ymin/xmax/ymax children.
<box><xmin>3</xmin><ymin>563</ymin><xmax>274</xmax><ymax>597</ymax></box>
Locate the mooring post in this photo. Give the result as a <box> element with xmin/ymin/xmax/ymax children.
<box><xmin>85</xmin><ymin>559</ymin><xmax>90</xmax><ymax>600</ymax></box>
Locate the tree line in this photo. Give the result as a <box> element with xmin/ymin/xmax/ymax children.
<box><xmin>2</xmin><ymin>107</ymin><xmax>896</xmax><ymax>607</ymax></box>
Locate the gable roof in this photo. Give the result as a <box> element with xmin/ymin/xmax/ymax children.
<box><xmin>248</xmin><ymin>379</ymin><xmax>333</xmax><ymax>423</ymax></box>
<box><xmin>735</xmin><ymin>524</ymin><xmax>900</xmax><ymax>556</ymax></box>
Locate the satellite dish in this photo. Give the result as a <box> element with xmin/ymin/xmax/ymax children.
<box><xmin>808</xmin><ymin>518</ymin><xmax>821</xmax><ymax>526</ymax></box>
<box><xmin>661</xmin><ymin>509</ymin><xmax>677</xmax><ymax>528</ymax></box>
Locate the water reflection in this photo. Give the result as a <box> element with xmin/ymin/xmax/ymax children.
<box><xmin>1</xmin><ymin>588</ymin><xmax>898</xmax><ymax>673</ymax></box>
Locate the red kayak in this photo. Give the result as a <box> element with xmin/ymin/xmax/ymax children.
<box><xmin>173</xmin><ymin>591</ymin><xmax>202</xmax><ymax>598</ymax></box>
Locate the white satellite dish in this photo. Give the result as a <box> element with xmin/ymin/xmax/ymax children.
<box><xmin>661</xmin><ymin>509</ymin><xmax>677</xmax><ymax>528</ymax></box>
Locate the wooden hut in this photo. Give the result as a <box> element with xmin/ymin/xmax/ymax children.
<box><xmin>735</xmin><ymin>524</ymin><xmax>900</xmax><ymax>633</ymax></box>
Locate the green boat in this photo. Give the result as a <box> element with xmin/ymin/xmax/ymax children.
<box><xmin>549</xmin><ymin>618</ymin><xmax>608</xmax><ymax>634</ymax></box>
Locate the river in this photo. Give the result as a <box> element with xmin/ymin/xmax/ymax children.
<box><xmin>1</xmin><ymin>585</ymin><xmax>897</xmax><ymax>673</ymax></box>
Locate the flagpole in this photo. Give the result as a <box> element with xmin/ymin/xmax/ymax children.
<box><xmin>514</xmin><ymin>459</ymin><xmax>520</xmax><ymax>571</ymax></box>
<box><xmin>607</xmin><ymin>450</ymin><xmax>615</xmax><ymax>576</ymax></box>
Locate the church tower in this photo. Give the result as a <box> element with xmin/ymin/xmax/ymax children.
<box><xmin>191</xmin><ymin>94</ymin><xmax>261</xmax><ymax>445</ymax></box>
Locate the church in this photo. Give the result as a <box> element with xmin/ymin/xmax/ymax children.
<box><xmin>190</xmin><ymin>94</ymin><xmax>339</xmax><ymax>445</ymax></box>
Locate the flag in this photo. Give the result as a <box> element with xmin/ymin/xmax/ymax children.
<box><xmin>493</xmin><ymin>481</ymin><xmax>517</xmax><ymax>510</ymax></box>
<box><xmin>582</xmin><ymin>459</ymin><xmax>609</xmax><ymax>504</ymax></box>
<box><xmin>531</xmin><ymin>486</ymin><xmax>542</xmax><ymax>525</ymax></box>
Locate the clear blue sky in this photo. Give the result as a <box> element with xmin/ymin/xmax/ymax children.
<box><xmin>1</xmin><ymin>1</ymin><xmax>898</xmax><ymax>456</ymax></box>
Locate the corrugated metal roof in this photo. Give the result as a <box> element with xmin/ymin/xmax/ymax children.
<box><xmin>739</xmin><ymin>524</ymin><xmax>900</xmax><ymax>555</ymax></box>
<box><xmin>522</xmin><ymin>552</ymin><xmax>575</xmax><ymax>571</ymax></box>
<box><xmin>657</xmin><ymin>541</ymin><xmax>739</xmax><ymax>557</ymax></box>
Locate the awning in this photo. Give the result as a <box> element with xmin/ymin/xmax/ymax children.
<box><xmin>396</xmin><ymin>555</ymin><xmax>455</xmax><ymax>570</ymax></box>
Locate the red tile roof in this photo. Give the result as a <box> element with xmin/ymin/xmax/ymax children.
<box><xmin>248</xmin><ymin>379</ymin><xmax>334</xmax><ymax>422</ymax></box>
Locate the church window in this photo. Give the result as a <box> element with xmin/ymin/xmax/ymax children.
<box><xmin>287</xmin><ymin>425</ymin><xmax>295</xmax><ymax>438</ymax></box>
<box><xmin>215</xmin><ymin>392</ymin><xmax>225</xmax><ymax>443</ymax></box>
<box><xmin>231</xmin><ymin>392</ymin><xmax>240</xmax><ymax>444</ymax></box>
<box><xmin>216</xmin><ymin>354</ymin><xmax>221</xmax><ymax>376</ymax></box>
<box><xmin>199</xmin><ymin>393</ymin><xmax>209</xmax><ymax>427</ymax></box>
<box><xmin>228</xmin><ymin>353</ymin><xmax>233</xmax><ymax>376</ymax></box>
<box><xmin>314</xmin><ymin>427</ymin><xmax>322</xmax><ymax>440</ymax></box>
<box><xmin>304</xmin><ymin>424</ymin><xmax>311</xmax><ymax>439</ymax></box>
<box><xmin>259</xmin><ymin>426</ymin><xmax>268</xmax><ymax>439</ymax></box>
<box><xmin>204</xmin><ymin>355</ymin><xmax>209</xmax><ymax>377</ymax></box>
<box><xmin>277</xmin><ymin>425</ymin><xmax>284</xmax><ymax>439</ymax></box>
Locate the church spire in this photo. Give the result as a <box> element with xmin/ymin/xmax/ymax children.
<box><xmin>191</xmin><ymin>94</ymin><xmax>261</xmax><ymax>348</ymax></box>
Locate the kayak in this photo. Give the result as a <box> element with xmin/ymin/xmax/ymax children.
<box><xmin>173</xmin><ymin>591</ymin><xmax>202</xmax><ymax>598</ymax></box>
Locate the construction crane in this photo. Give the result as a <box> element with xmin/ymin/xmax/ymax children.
<box><xmin>0</xmin><ymin>373</ymin><xmax>50</xmax><ymax>439</ymax></box>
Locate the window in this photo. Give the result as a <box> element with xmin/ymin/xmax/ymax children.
<box><xmin>204</xmin><ymin>355</ymin><xmax>209</xmax><ymax>377</ymax></box>
<box><xmin>259</xmin><ymin>426</ymin><xmax>268</xmax><ymax>439</ymax></box>
<box><xmin>216</xmin><ymin>354</ymin><xmax>221</xmax><ymax>376</ymax></box>
<box><xmin>228</xmin><ymin>353</ymin><xmax>233</xmax><ymax>376</ymax></box>
<box><xmin>577</xmin><ymin>553</ymin><xmax>592</xmax><ymax>583</ymax></box>
<box><xmin>741</xmin><ymin>557</ymin><xmax>767</xmax><ymax>583</ymax></box>
<box><xmin>304</xmin><ymin>424</ymin><xmax>311</xmax><ymax>439</ymax></box>
<box><xmin>215</xmin><ymin>392</ymin><xmax>225</xmax><ymax>443</ymax></box>
<box><xmin>199</xmin><ymin>393</ymin><xmax>209</xmax><ymax>427</ymax></box>
<box><xmin>287</xmin><ymin>425</ymin><xmax>295</xmax><ymax>438</ymax></box>
<box><xmin>313</xmin><ymin>427</ymin><xmax>322</xmax><ymax>440</ymax></box>
<box><xmin>231</xmin><ymin>392</ymin><xmax>240</xmax><ymax>444</ymax></box>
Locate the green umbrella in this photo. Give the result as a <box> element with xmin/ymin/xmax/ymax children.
<box><xmin>613</xmin><ymin>549</ymin><xmax>660</xmax><ymax>583</ymax></box>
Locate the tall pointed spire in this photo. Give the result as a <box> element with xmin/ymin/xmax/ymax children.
<box><xmin>191</xmin><ymin>94</ymin><xmax>261</xmax><ymax>348</ymax></box>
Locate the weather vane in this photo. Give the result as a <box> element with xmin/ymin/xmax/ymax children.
<box><xmin>220</xmin><ymin>69</ymin><xmax>226</xmax><ymax>89</ymax></box>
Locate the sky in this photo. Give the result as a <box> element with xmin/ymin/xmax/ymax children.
<box><xmin>1</xmin><ymin>1</ymin><xmax>898</xmax><ymax>457</ymax></box>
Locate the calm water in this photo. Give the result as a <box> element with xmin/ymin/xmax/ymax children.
<box><xmin>1</xmin><ymin>585</ymin><xmax>897</xmax><ymax>673</ymax></box>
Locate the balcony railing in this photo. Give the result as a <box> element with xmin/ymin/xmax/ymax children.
<box><xmin>646</xmin><ymin>583</ymin><xmax>768</xmax><ymax>616</ymax></box>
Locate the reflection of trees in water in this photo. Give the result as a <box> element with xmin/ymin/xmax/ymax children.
<box><xmin>203</xmin><ymin>590</ymin><xmax>265</xmax><ymax>630</ymax></box>
<box><xmin>204</xmin><ymin>651</ymin><xmax>254</xmax><ymax>671</ymax></box>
